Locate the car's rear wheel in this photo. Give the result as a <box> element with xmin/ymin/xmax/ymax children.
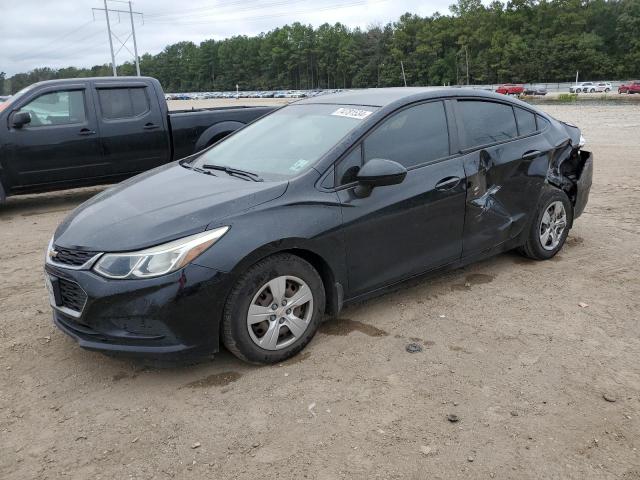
<box><xmin>519</xmin><ymin>189</ymin><xmax>572</xmax><ymax>260</ymax></box>
<box><xmin>221</xmin><ymin>253</ymin><xmax>325</xmax><ymax>364</ymax></box>
<box><xmin>590</xmin><ymin>88</ymin><xmax>596</xmax><ymax>93</ymax></box>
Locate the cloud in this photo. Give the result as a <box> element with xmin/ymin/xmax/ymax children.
<box><xmin>0</xmin><ymin>0</ymin><xmax>454</xmax><ymax>75</ymax></box>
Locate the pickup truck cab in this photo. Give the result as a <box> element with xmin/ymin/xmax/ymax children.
<box><xmin>0</xmin><ymin>77</ymin><xmax>275</xmax><ymax>202</ymax></box>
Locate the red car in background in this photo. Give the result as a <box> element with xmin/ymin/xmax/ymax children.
<box><xmin>496</xmin><ymin>84</ymin><xmax>524</xmax><ymax>95</ymax></box>
<box><xmin>618</xmin><ymin>81</ymin><xmax>640</xmax><ymax>94</ymax></box>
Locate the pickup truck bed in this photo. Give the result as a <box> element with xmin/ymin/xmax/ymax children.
<box><xmin>0</xmin><ymin>77</ymin><xmax>276</xmax><ymax>201</ymax></box>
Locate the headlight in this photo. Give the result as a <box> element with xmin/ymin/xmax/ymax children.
<box><xmin>94</xmin><ymin>227</ymin><xmax>229</xmax><ymax>279</ymax></box>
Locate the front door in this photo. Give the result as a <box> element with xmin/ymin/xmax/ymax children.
<box><xmin>4</xmin><ymin>86</ymin><xmax>104</xmax><ymax>190</ymax></box>
<box><xmin>337</xmin><ymin>101</ymin><xmax>466</xmax><ymax>298</ymax></box>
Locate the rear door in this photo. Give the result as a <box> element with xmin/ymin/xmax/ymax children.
<box><xmin>3</xmin><ymin>85</ymin><xmax>105</xmax><ymax>189</ymax></box>
<box><xmin>337</xmin><ymin>100</ymin><xmax>466</xmax><ymax>297</ymax></box>
<box><xmin>454</xmin><ymin>99</ymin><xmax>552</xmax><ymax>256</ymax></box>
<box><xmin>93</xmin><ymin>82</ymin><xmax>170</xmax><ymax>175</ymax></box>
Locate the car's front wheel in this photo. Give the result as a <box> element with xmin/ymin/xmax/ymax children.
<box><xmin>519</xmin><ymin>189</ymin><xmax>573</xmax><ymax>260</ymax></box>
<box><xmin>222</xmin><ymin>253</ymin><xmax>325</xmax><ymax>364</ymax></box>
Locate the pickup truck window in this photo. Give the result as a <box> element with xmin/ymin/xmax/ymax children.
<box><xmin>192</xmin><ymin>104</ymin><xmax>377</xmax><ymax>179</ymax></box>
<box><xmin>18</xmin><ymin>90</ymin><xmax>86</xmax><ymax>127</ymax></box>
<box><xmin>97</xmin><ymin>87</ymin><xmax>150</xmax><ymax>120</ymax></box>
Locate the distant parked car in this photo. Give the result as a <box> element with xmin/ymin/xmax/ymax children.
<box><xmin>594</xmin><ymin>82</ymin><xmax>612</xmax><ymax>92</ymax></box>
<box><xmin>523</xmin><ymin>86</ymin><xmax>547</xmax><ymax>96</ymax></box>
<box><xmin>618</xmin><ymin>81</ymin><xmax>640</xmax><ymax>94</ymax></box>
<box><xmin>570</xmin><ymin>82</ymin><xmax>598</xmax><ymax>93</ymax></box>
<box><xmin>496</xmin><ymin>84</ymin><xmax>524</xmax><ymax>95</ymax></box>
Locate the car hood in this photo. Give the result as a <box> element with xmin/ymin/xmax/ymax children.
<box><xmin>54</xmin><ymin>163</ymin><xmax>288</xmax><ymax>252</ymax></box>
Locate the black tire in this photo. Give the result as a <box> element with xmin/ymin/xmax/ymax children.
<box><xmin>519</xmin><ymin>188</ymin><xmax>573</xmax><ymax>260</ymax></box>
<box><xmin>590</xmin><ymin>88</ymin><xmax>595</xmax><ymax>93</ymax></box>
<box><xmin>221</xmin><ymin>253</ymin><xmax>325</xmax><ymax>364</ymax></box>
<box><xmin>574</xmin><ymin>88</ymin><xmax>581</xmax><ymax>93</ymax></box>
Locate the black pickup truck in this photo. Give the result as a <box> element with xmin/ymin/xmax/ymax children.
<box><xmin>0</xmin><ymin>77</ymin><xmax>275</xmax><ymax>202</ymax></box>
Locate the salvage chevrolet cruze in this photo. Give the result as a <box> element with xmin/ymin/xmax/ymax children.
<box><xmin>45</xmin><ymin>88</ymin><xmax>593</xmax><ymax>364</ymax></box>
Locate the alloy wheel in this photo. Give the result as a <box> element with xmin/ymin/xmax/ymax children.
<box><xmin>246</xmin><ymin>275</ymin><xmax>314</xmax><ymax>350</ymax></box>
<box><xmin>539</xmin><ymin>201</ymin><xmax>567</xmax><ymax>251</ymax></box>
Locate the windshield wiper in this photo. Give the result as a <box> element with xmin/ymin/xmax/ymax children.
<box><xmin>201</xmin><ymin>164</ymin><xmax>263</xmax><ymax>182</ymax></box>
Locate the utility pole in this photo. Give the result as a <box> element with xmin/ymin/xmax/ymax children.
<box><xmin>104</xmin><ymin>0</ymin><xmax>117</xmax><ymax>76</ymax></box>
<box><xmin>400</xmin><ymin>60</ymin><xmax>407</xmax><ymax>87</ymax></box>
<box><xmin>464</xmin><ymin>45</ymin><xmax>470</xmax><ymax>85</ymax></box>
<box><xmin>128</xmin><ymin>1</ymin><xmax>140</xmax><ymax>76</ymax></box>
<box><xmin>93</xmin><ymin>1</ymin><xmax>144</xmax><ymax>77</ymax></box>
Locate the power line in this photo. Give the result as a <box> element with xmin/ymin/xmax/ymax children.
<box><xmin>145</xmin><ymin>0</ymin><xmax>389</xmax><ymax>26</ymax></box>
<box><xmin>10</xmin><ymin>20</ymin><xmax>94</xmax><ymax>60</ymax></box>
<box><xmin>146</xmin><ymin>0</ymin><xmax>319</xmax><ymax>20</ymax></box>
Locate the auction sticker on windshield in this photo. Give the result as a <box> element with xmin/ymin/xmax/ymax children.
<box><xmin>331</xmin><ymin>107</ymin><xmax>373</xmax><ymax>120</ymax></box>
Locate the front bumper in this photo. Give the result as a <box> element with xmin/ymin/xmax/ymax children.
<box><xmin>45</xmin><ymin>262</ymin><xmax>234</xmax><ymax>358</ymax></box>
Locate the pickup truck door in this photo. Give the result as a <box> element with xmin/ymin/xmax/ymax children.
<box><xmin>93</xmin><ymin>82</ymin><xmax>170</xmax><ymax>175</ymax></box>
<box><xmin>3</xmin><ymin>85</ymin><xmax>105</xmax><ymax>189</ymax></box>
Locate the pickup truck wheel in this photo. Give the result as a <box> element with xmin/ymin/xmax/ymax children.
<box><xmin>221</xmin><ymin>253</ymin><xmax>325</xmax><ymax>364</ymax></box>
<box><xmin>519</xmin><ymin>189</ymin><xmax>572</xmax><ymax>261</ymax></box>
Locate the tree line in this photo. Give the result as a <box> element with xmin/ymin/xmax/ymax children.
<box><xmin>3</xmin><ymin>0</ymin><xmax>639</xmax><ymax>95</ymax></box>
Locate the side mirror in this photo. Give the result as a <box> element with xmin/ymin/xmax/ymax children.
<box><xmin>11</xmin><ymin>111</ymin><xmax>31</xmax><ymax>129</ymax></box>
<box><xmin>354</xmin><ymin>158</ymin><xmax>407</xmax><ymax>197</ymax></box>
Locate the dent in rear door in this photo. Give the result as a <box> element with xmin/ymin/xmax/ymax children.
<box><xmin>456</xmin><ymin>100</ymin><xmax>551</xmax><ymax>256</ymax></box>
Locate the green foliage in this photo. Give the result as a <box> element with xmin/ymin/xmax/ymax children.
<box><xmin>558</xmin><ymin>93</ymin><xmax>579</xmax><ymax>101</ymax></box>
<box><xmin>6</xmin><ymin>0</ymin><xmax>640</xmax><ymax>94</ymax></box>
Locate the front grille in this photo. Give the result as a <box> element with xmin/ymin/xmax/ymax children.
<box><xmin>58</xmin><ymin>278</ymin><xmax>88</xmax><ymax>313</ymax></box>
<box><xmin>53</xmin><ymin>246</ymin><xmax>98</xmax><ymax>267</ymax></box>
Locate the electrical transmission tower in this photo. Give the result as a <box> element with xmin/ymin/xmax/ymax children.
<box><xmin>92</xmin><ymin>0</ymin><xmax>143</xmax><ymax>76</ymax></box>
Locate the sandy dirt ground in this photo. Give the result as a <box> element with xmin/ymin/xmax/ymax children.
<box><xmin>1</xmin><ymin>103</ymin><xmax>639</xmax><ymax>480</ymax></box>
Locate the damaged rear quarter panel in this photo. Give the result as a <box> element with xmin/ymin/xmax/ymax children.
<box><xmin>546</xmin><ymin>119</ymin><xmax>593</xmax><ymax>220</ymax></box>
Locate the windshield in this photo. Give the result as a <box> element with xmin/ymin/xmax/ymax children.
<box><xmin>191</xmin><ymin>103</ymin><xmax>377</xmax><ymax>179</ymax></box>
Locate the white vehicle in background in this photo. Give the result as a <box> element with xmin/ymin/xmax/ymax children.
<box><xmin>570</xmin><ymin>81</ymin><xmax>611</xmax><ymax>93</ymax></box>
<box><xmin>595</xmin><ymin>82</ymin><xmax>612</xmax><ymax>92</ymax></box>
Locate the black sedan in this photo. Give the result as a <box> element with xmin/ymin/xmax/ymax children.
<box><xmin>45</xmin><ymin>88</ymin><xmax>593</xmax><ymax>364</ymax></box>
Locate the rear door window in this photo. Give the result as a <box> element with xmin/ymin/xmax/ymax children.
<box><xmin>514</xmin><ymin>107</ymin><xmax>537</xmax><ymax>136</ymax></box>
<box><xmin>458</xmin><ymin>100</ymin><xmax>517</xmax><ymax>149</ymax></box>
<box><xmin>97</xmin><ymin>87</ymin><xmax>150</xmax><ymax>119</ymax></box>
<box><xmin>363</xmin><ymin>101</ymin><xmax>450</xmax><ymax>169</ymax></box>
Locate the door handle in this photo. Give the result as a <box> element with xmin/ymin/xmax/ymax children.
<box><xmin>435</xmin><ymin>176</ymin><xmax>461</xmax><ymax>191</ymax></box>
<box><xmin>78</xmin><ymin>128</ymin><xmax>96</xmax><ymax>136</ymax></box>
<box><xmin>522</xmin><ymin>150</ymin><xmax>542</xmax><ymax>161</ymax></box>
<box><xmin>144</xmin><ymin>123</ymin><xmax>159</xmax><ymax>130</ymax></box>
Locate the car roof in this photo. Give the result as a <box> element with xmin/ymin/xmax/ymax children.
<box><xmin>296</xmin><ymin>87</ymin><xmax>517</xmax><ymax>107</ymax></box>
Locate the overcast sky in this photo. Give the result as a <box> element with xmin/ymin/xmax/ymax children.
<box><xmin>0</xmin><ymin>0</ymin><xmax>459</xmax><ymax>76</ymax></box>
